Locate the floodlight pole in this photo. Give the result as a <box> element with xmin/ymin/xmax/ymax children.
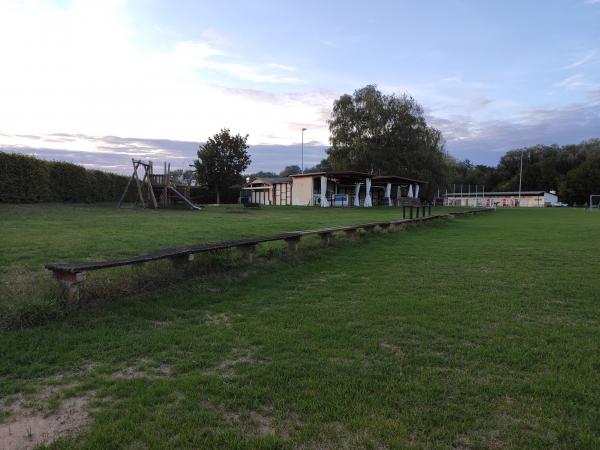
<box><xmin>518</xmin><ymin>150</ymin><xmax>524</xmax><ymax>207</ymax></box>
<box><xmin>301</xmin><ymin>128</ymin><xmax>307</xmax><ymax>173</ymax></box>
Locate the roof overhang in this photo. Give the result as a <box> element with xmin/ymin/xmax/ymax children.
<box><xmin>290</xmin><ymin>171</ymin><xmax>426</xmax><ymax>184</ymax></box>
<box><xmin>373</xmin><ymin>175</ymin><xmax>427</xmax><ymax>184</ymax></box>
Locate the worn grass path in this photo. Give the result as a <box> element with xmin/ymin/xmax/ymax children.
<box><xmin>1</xmin><ymin>208</ymin><xmax>599</xmax><ymax>448</ymax></box>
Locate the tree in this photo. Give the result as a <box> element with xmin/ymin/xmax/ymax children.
<box><xmin>169</xmin><ymin>169</ymin><xmax>194</xmax><ymax>185</ymax></box>
<box><xmin>279</xmin><ymin>165</ymin><xmax>302</xmax><ymax>177</ymax></box>
<box><xmin>562</xmin><ymin>153</ymin><xmax>600</xmax><ymax>204</ymax></box>
<box><xmin>327</xmin><ymin>85</ymin><xmax>447</xmax><ymax>198</ymax></box>
<box><xmin>194</xmin><ymin>129</ymin><xmax>251</xmax><ymax>204</ymax></box>
<box><xmin>306</xmin><ymin>158</ymin><xmax>333</xmax><ymax>173</ymax></box>
<box><xmin>248</xmin><ymin>171</ymin><xmax>278</xmax><ymax>178</ymax></box>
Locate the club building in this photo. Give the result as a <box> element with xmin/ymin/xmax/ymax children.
<box><xmin>241</xmin><ymin>171</ymin><xmax>426</xmax><ymax>207</ymax></box>
<box><xmin>444</xmin><ymin>190</ymin><xmax>558</xmax><ymax>207</ymax></box>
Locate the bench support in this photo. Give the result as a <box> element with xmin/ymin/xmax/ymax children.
<box><xmin>171</xmin><ymin>253</ymin><xmax>194</xmax><ymax>268</ymax></box>
<box><xmin>319</xmin><ymin>232</ymin><xmax>333</xmax><ymax>246</ymax></box>
<box><xmin>238</xmin><ymin>244</ymin><xmax>257</xmax><ymax>263</ymax></box>
<box><xmin>379</xmin><ymin>223</ymin><xmax>391</xmax><ymax>233</ymax></box>
<box><xmin>53</xmin><ymin>271</ymin><xmax>85</xmax><ymax>305</ymax></box>
<box><xmin>285</xmin><ymin>236</ymin><xmax>301</xmax><ymax>254</ymax></box>
<box><xmin>345</xmin><ymin>228</ymin><xmax>358</xmax><ymax>240</ymax></box>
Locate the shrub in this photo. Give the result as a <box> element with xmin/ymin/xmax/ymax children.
<box><xmin>0</xmin><ymin>152</ymin><xmax>132</xmax><ymax>203</ymax></box>
<box><xmin>0</xmin><ymin>152</ymin><xmax>51</xmax><ymax>202</ymax></box>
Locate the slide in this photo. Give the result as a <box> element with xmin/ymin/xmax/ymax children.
<box><xmin>169</xmin><ymin>186</ymin><xmax>202</xmax><ymax>210</ymax></box>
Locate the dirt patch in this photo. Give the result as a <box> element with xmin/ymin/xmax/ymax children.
<box><xmin>205</xmin><ymin>313</ymin><xmax>231</xmax><ymax>327</ymax></box>
<box><xmin>380</xmin><ymin>341</ymin><xmax>404</xmax><ymax>357</ymax></box>
<box><xmin>111</xmin><ymin>363</ymin><xmax>172</xmax><ymax>379</ymax></box>
<box><xmin>149</xmin><ymin>319</ymin><xmax>172</xmax><ymax>328</ymax></box>
<box><xmin>213</xmin><ymin>355</ymin><xmax>256</xmax><ymax>377</ymax></box>
<box><xmin>223</xmin><ymin>405</ymin><xmax>290</xmax><ymax>438</ymax></box>
<box><xmin>205</xmin><ymin>347</ymin><xmax>262</xmax><ymax>378</ymax></box>
<box><xmin>0</xmin><ymin>395</ymin><xmax>91</xmax><ymax>450</ymax></box>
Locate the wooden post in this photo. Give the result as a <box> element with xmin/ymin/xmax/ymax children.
<box><xmin>53</xmin><ymin>271</ymin><xmax>85</xmax><ymax>306</ymax></box>
<box><xmin>132</xmin><ymin>161</ymin><xmax>146</xmax><ymax>208</ymax></box>
<box><xmin>403</xmin><ymin>205</ymin><xmax>406</xmax><ymax>219</ymax></box>
<box><xmin>285</xmin><ymin>236</ymin><xmax>301</xmax><ymax>254</ymax></box>
<box><xmin>345</xmin><ymin>228</ymin><xmax>358</xmax><ymax>240</ymax></box>
<box><xmin>429</xmin><ymin>204</ymin><xmax>432</xmax><ymax>216</ymax></box>
<box><xmin>319</xmin><ymin>232</ymin><xmax>333</xmax><ymax>246</ymax></box>
<box><xmin>117</xmin><ymin>159</ymin><xmax>137</xmax><ymax>208</ymax></box>
<box><xmin>409</xmin><ymin>206</ymin><xmax>414</xmax><ymax>219</ymax></box>
<box><xmin>163</xmin><ymin>162</ymin><xmax>168</xmax><ymax>207</ymax></box>
<box><xmin>171</xmin><ymin>253</ymin><xmax>194</xmax><ymax>268</ymax></box>
<box><xmin>238</xmin><ymin>244</ymin><xmax>257</xmax><ymax>263</ymax></box>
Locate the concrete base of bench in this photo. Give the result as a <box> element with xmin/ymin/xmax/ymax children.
<box><xmin>53</xmin><ymin>271</ymin><xmax>85</xmax><ymax>305</ymax></box>
<box><xmin>345</xmin><ymin>228</ymin><xmax>358</xmax><ymax>240</ymax></box>
<box><xmin>238</xmin><ymin>244</ymin><xmax>257</xmax><ymax>263</ymax></box>
<box><xmin>319</xmin><ymin>232</ymin><xmax>333</xmax><ymax>246</ymax></box>
<box><xmin>285</xmin><ymin>236</ymin><xmax>301</xmax><ymax>254</ymax></box>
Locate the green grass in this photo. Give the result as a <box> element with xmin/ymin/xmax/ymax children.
<box><xmin>0</xmin><ymin>203</ymin><xmax>448</xmax><ymax>272</ymax></box>
<box><xmin>1</xmin><ymin>206</ymin><xmax>599</xmax><ymax>448</ymax></box>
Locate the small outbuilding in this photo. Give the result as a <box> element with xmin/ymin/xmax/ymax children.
<box><xmin>444</xmin><ymin>190</ymin><xmax>558</xmax><ymax>208</ymax></box>
<box><xmin>240</xmin><ymin>177</ymin><xmax>292</xmax><ymax>205</ymax></box>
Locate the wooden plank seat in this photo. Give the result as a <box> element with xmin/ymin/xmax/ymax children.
<box><xmin>45</xmin><ymin>210</ymin><xmax>491</xmax><ymax>303</ymax></box>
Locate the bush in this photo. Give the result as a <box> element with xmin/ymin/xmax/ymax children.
<box><xmin>0</xmin><ymin>152</ymin><xmax>132</xmax><ymax>203</ymax></box>
<box><xmin>190</xmin><ymin>186</ymin><xmax>240</xmax><ymax>204</ymax></box>
<box><xmin>0</xmin><ymin>152</ymin><xmax>51</xmax><ymax>202</ymax></box>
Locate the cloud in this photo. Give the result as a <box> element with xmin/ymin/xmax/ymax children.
<box><xmin>0</xmin><ymin>133</ymin><xmax>328</xmax><ymax>174</ymax></box>
<box><xmin>555</xmin><ymin>74</ymin><xmax>587</xmax><ymax>90</ymax></box>
<box><xmin>431</xmin><ymin>101</ymin><xmax>600</xmax><ymax>163</ymax></box>
<box><xmin>554</xmin><ymin>73</ymin><xmax>599</xmax><ymax>91</ymax></box>
<box><xmin>563</xmin><ymin>50</ymin><xmax>596</xmax><ymax>69</ymax></box>
<box><xmin>0</xmin><ymin>1</ymin><xmax>320</xmax><ymax>145</ymax></box>
<box><xmin>201</xmin><ymin>28</ymin><xmax>231</xmax><ymax>45</ymax></box>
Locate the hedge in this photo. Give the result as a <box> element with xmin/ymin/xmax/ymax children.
<box><xmin>0</xmin><ymin>152</ymin><xmax>132</xmax><ymax>203</ymax></box>
<box><xmin>189</xmin><ymin>186</ymin><xmax>240</xmax><ymax>204</ymax></box>
<box><xmin>0</xmin><ymin>152</ymin><xmax>243</xmax><ymax>204</ymax></box>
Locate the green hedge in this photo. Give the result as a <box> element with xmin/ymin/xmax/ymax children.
<box><xmin>189</xmin><ymin>186</ymin><xmax>240</xmax><ymax>204</ymax></box>
<box><xmin>0</xmin><ymin>152</ymin><xmax>131</xmax><ymax>203</ymax></box>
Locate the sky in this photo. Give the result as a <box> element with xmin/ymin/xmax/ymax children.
<box><xmin>1</xmin><ymin>0</ymin><xmax>599</xmax><ymax>174</ymax></box>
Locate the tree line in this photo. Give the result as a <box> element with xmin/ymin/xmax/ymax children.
<box><xmin>242</xmin><ymin>85</ymin><xmax>599</xmax><ymax>204</ymax></box>
<box><xmin>446</xmin><ymin>140</ymin><xmax>600</xmax><ymax>204</ymax></box>
<box><xmin>3</xmin><ymin>85</ymin><xmax>597</xmax><ymax>205</ymax></box>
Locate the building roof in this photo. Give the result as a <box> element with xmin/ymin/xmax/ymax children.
<box><xmin>444</xmin><ymin>191</ymin><xmax>553</xmax><ymax>197</ymax></box>
<box><xmin>373</xmin><ymin>175</ymin><xmax>427</xmax><ymax>184</ymax></box>
<box><xmin>291</xmin><ymin>171</ymin><xmax>426</xmax><ymax>183</ymax></box>
<box><xmin>290</xmin><ymin>171</ymin><xmax>370</xmax><ymax>179</ymax></box>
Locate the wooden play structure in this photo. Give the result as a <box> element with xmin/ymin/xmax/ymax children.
<box><xmin>117</xmin><ymin>159</ymin><xmax>201</xmax><ymax>210</ymax></box>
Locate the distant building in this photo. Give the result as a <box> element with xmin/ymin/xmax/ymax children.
<box><xmin>444</xmin><ymin>191</ymin><xmax>558</xmax><ymax>208</ymax></box>
<box><xmin>240</xmin><ymin>171</ymin><xmax>426</xmax><ymax>207</ymax></box>
<box><xmin>241</xmin><ymin>177</ymin><xmax>292</xmax><ymax>205</ymax></box>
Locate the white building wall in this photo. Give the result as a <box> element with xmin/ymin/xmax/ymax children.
<box><xmin>291</xmin><ymin>177</ymin><xmax>314</xmax><ymax>206</ymax></box>
<box><xmin>447</xmin><ymin>194</ymin><xmax>552</xmax><ymax>207</ymax></box>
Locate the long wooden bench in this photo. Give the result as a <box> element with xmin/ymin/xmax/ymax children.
<box><xmin>45</xmin><ymin>209</ymin><xmax>492</xmax><ymax>303</ymax></box>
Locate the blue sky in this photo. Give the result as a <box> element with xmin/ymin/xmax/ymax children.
<box><xmin>1</xmin><ymin>0</ymin><xmax>599</xmax><ymax>174</ymax></box>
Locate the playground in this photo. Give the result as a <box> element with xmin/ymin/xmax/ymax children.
<box><xmin>1</xmin><ymin>204</ymin><xmax>599</xmax><ymax>448</ymax></box>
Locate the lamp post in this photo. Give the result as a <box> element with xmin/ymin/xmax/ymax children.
<box><xmin>301</xmin><ymin>128</ymin><xmax>307</xmax><ymax>173</ymax></box>
<box><xmin>518</xmin><ymin>150</ymin><xmax>524</xmax><ymax>207</ymax></box>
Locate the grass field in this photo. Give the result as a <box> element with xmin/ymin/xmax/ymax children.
<box><xmin>1</xmin><ymin>205</ymin><xmax>599</xmax><ymax>448</ymax></box>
